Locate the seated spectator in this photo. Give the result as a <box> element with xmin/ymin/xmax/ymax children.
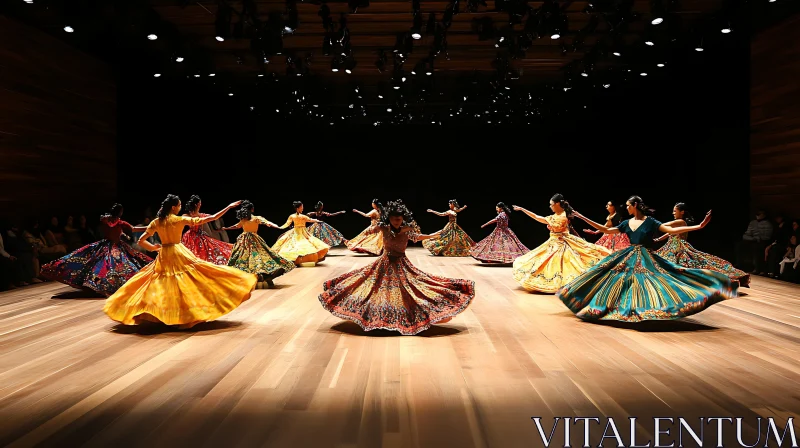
<box><xmin>4</xmin><ymin>222</ymin><xmax>39</xmax><ymax>285</ymax></box>
<box><xmin>47</xmin><ymin>216</ymin><xmax>65</xmax><ymax>246</ymax></box>
<box><xmin>736</xmin><ymin>209</ymin><xmax>773</xmax><ymax>274</ymax></box>
<box><xmin>24</xmin><ymin>219</ymin><xmax>66</xmax><ymax>265</ymax></box>
<box><xmin>63</xmin><ymin>215</ymin><xmax>83</xmax><ymax>251</ymax></box>
<box><xmin>779</xmin><ymin>235</ymin><xmax>800</xmax><ymax>282</ymax></box>
<box><xmin>78</xmin><ymin>215</ymin><xmax>96</xmax><ymax>244</ymax></box>
<box><xmin>1</xmin><ymin>230</ymin><xmax>24</xmax><ymax>290</ymax></box>
<box><xmin>766</xmin><ymin>216</ymin><xmax>795</xmax><ymax>278</ymax></box>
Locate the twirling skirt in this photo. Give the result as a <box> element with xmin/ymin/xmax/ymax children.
<box><xmin>181</xmin><ymin>228</ymin><xmax>233</xmax><ymax>265</ymax></box>
<box><xmin>557</xmin><ymin>245</ymin><xmax>737</xmax><ymax>322</ymax></box>
<box><xmin>103</xmin><ymin>243</ymin><xmax>256</xmax><ymax>327</ymax></box>
<box><xmin>346</xmin><ymin>226</ymin><xmax>384</xmax><ymax>255</ymax></box>
<box><xmin>595</xmin><ymin>233</ymin><xmax>631</xmax><ymax>252</ymax></box>
<box><xmin>470</xmin><ymin>226</ymin><xmax>529</xmax><ymax>263</ymax></box>
<box><xmin>40</xmin><ymin>239</ymin><xmax>152</xmax><ymax>296</ymax></box>
<box><xmin>272</xmin><ymin>227</ymin><xmax>329</xmax><ymax>263</ymax></box>
<box><xmin>309</xmin><ymin>222</ymin><xmax>346</xmax><ymax>247</ymax></box>
<box><xmin>655</xmin><ymin>236</ymin><xmax>750</xmax><ymax>287</ymax></box>
<box><xmin>422</xmin><ymin>222</ymin><xmax>474</xmax><ymax>256</ymax></box>
<box><xmin>228</xmin><ymin>232</ymin><xmax>295</xmax><ymax>279</ymax></box>
<box><xmin>319</xmin><ymin>254</ymin><xmax>475</xmax><ymax>335</ymax></box>
<box><xmin>512</xmin><ymin>232</ymin><xmax>611</xmax><ymax>293</ymax></box>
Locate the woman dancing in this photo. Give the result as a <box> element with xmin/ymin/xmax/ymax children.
<box><xmin>511</xmin><ymin>194</ymin><xmax>612</xmax><ymax>293</ymax></box>
<box><xmin>223</xmin><ymin>200</ymin><xmax>295</xmax><ymax>289</ymax></box>
<box><xmin>319</xmin><ymin>199</ymin><xmax>475</xmax><ymax>335</ymax></box>
<box><xmin>346</xmin><ymin>199</ymin><xmax>384</xmax><ymax>255</ymax></box>
<box><xmin>307</xmin><ymin>201</ymin><xmax>348</xmax><ymax>247</ymax></box>
<box><xmin>558</xmin><ymin>195</ymin><xmax>736</xmax><ymax>322</ymax></box>
<box><xmin>103</xmin><ymin>195</ymin><xmax>256</xmax><ymax>328</ymax></box>
<box><xmin>181</xmin><ymin>195</ymin><xmax>234</xmax><ymax>265</ymax></box>
<box><xmin>470</xmin><ymin>202</ymin><xmax>529</xmax><ymax>263</ymax></box>
<box><xmin>40</xmin><ymin>203</ymin><xmax>153</xmax><ymax>296</ymax></box>
<box><xmin>653</xmin><ymin>202</ymin><xmax>750</xmax><ymax>287</ymax></box>
<box><xmin>582</xmin><ymin>201</ymin><xmax>631</xmax><ymax>252</ymax></box>
<box><xmin>423</xmin><ymin>199</ymin><xmax>474</xmax><ymax>256</ymax></box>
<box><xmin>272</xmin><ymin>201</ymin><xmax>330</xmax><ymax>266</ymax></box>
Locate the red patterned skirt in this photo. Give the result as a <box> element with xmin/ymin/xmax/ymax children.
<box><xmin>181</xmin><ymin>228</ymin><xmax>233</xmax><ymax>265</ymax></box>
<box><xmin>470</xmin><ymin>226</ymin><xmax>529</xmax><ymax>263</ymax></box>
<box><xmin>595</xmin><ymin>233</ymin><xmax>631</xmax><ymax>252</ymax></box>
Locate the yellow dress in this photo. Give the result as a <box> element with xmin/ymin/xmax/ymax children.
<box><xmin>103</xmin><ymin>215</ymin><xmax>257</xmax><ymax>327</ymax></box>
<box><xmin>512</xmin><ymin>213</ymin><xmax>611</xmax><ymax>293</ymax></box>
<box><xmin>346</xmin><ymin>212</ymin><xmax>384</xmax><ymax>255</ymax></box>
<box><xmin>271</xmin><ymin>214</ymin><xmax>330</xmax><ymax>264</ymax></box>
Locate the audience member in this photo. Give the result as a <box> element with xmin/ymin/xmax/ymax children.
<box><xmin>779</xmin><ymin>235</ymin><xmax>800</xmax><ymax>282</ymax></box>
<box><xmin>63</xmin><ymin>215</ymin><xmax>82</xmax><ymax>251</ymax></box>
<box><xmin>78</xmin><ymin>215</ymin><xmax>96</xmax><ymax>244</ymax></box>
<box><xmin>765</xmin><ymin>215</ymin><xmax>794</xmax><ymax>277</ymax></box>
<box><xmin>736</xmin><ymin>209</ymin><xmax>773</xmax><ymax>274</ymax></box>
<box><xmin>4</xmin><ymin>222</ymin><xmax>39</xmax><ymax>285</ymax></box>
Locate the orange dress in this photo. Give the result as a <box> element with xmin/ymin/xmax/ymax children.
<box><xmin>103</xmin><ymin>214</ymin><xmax>257</xmax><ymax>328</ymax></box>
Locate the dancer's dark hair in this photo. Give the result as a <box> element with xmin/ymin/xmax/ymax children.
<box><xmin>449</xmin><ymin>199</ymin><xmax>460</xmax><ymax>209</ymax></box>
<box><xmin>627</xmin><ymin>195</ymin><xmax>655</xmax><ymax>216</ymax></box>
<box><xmin>157</xmin><ymin>194</ymin><xmax>181</xmax><ymax>222</ymax></box>
<box><xmin>292</xmin><ymin>201</ymin><xmax>303</xmax><ymax>211</ymax></box>
<box><xmin>372</xmin><ymin>199</ymin><xmax>384</xmax><ymax>216</ymax></box>
<box><xmin>110</xmin><ymin>203</ymin><xmax>124</xmax><ymax>218</ymax></box>
<box><xmin>185</xmin><ymin>195</ymin><xmax>201</xmax><ymax>213</ymax></box>
<box><xmin>551</xmin><ymin>193</ymin><xmax>582</xmax><ymax>237</ymax></box>
<box><xmin>315</xmin><ymin>201</ymin><xmax>324</xmax><ymax>212</ymax></box>
<box><xmin>237</xmin><ymin>200</ymin><xmax>254</xmax><ymax>220</ymax></box>
<box><xmin>379</xmin><ymin>199</ymin><xmax>415</xmax><ymax>227</ymax></box>
<box><xmin>497</xmin><ymin>202</ymin><xmax>512</xmax><ymax>216</ymax></box>
<box><xmin>674</xmin><ymin>202</ymin><xmax>694</xmax><ymax>225</ymax></box>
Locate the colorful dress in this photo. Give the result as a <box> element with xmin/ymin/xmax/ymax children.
<box><xmin>181</xmin><ymin>213</ymin><xmax>233</xmax><ymax>265</ymax></box>
<box><xmin>655</xmin><ymin>234</ymin><xmax>750</xmax><ymax>287</ymax></box>
<box><xmin>103</xmin><ymin>215</ymin><xmax>257</xmax><ymax>328</ymax></box>
<box><xmin>40</xmin><ymin>217</ymin><xmax>153</xmax><ymax>296</ymax></box>
<box><xmin>512</xmin><ymin>213</ymin><xmax>611</xmax><ymax>293</ymax></box>
<box><xmin>307</xmin><ymin>211</ymin><xmax>346</xmax><ymax>247</ymax></box>
<box><xmin>319</xmin><ymin>225</ymin><xmax>475</xmax><ymax>335</ymax></box>
<box><xmin>557</xmin><ymin>217</ymin><xmax>737</xmax><ymax>322</ymax></box>
<box><xmin>227</xmin><ymin>216</ymin><xmax>295</xmax><ymax>280</ymax></box>
<box><xmin>423</xmin><ymin>212</ymin><xmax>474</xmax><ymax>256</ymax></box>
<box><xmin>346</xmin><ymin>212</ymin><xmax>384</xmax><ymax>255</ymax></box>
<box><xmin>595</xmin><ymin>213</ymin><xmax>631</xmax><ymax>252</ymax></box>
<box><xmin>470</xmin><ymin>212</ymin><xmax>529</xmax><ymax>263</ymax></box>
<box><xmin>272</xmin><ymin>214</ymin><xmax>330</xmax><ymax>263</ymax></box>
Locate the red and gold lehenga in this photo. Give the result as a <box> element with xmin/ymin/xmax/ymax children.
<box><xmin>319</xmin><ymin>225</ymin><xmax>475</xmax><ymax>335</ymax></box>
<box><xmin>470</xmin><ymin>212</ymin><xmax>529</xmax><ymax>263</ymax></box>
<box><xmin>181</xmin><ymin>213</ymin><xmax>233</xmax><ymax>265</ymax></box>
<box><xmin>593</xmin><ymin>213</ymin><xmax>631</xmax><ymax>252</ymax></box>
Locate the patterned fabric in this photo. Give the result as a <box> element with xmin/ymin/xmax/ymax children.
<box><xmin>40</xmin><ymin>240</ymin><xmax>152</xmax><ymax>296</ymax></box>
<box><xmin>347</xmin><ymin>219</ymin><xmax>384</xmax><ymax>255</ymax></box>
<box><xmin>319</xmin><ymin>226</ymin><xmax>475</xmax><ymax>335</ymax></box>
<box><xmin>272</xmin><ymin>227</ymin><xmax>329</xmax><ymax>263</ymax></box>
<box><xmin>103</xmin><ymin>214</ymin><xmax>256</xmax><ymax>328</ymax></box>
<box><xmin>557</xmin><ymin>217</ymin><xmax>737</xmax><ymax>322</ymax></box>
<box><xmin>595</xmin><ymin>233</ymin><xmax>631</xmax><ymax>252</ymax></box>
<box><xmin>181</xmin><ymin>214</ymin><xmax>233</xmax><ymax>265</ymax></box>
<box><xmin>423</xmin><ymin>214</ymin><xmax>474</xmax><ymax>256</ymax></box>
<box><xmin>470</xmin><ymin>212</ymin><xmax>529</xmax><ymax>263</ymax></box>
<box><xmin>309</xmin><ymin>222</ymin><xmax>346</xmax><ymax>247</ymax></box>
<box><xmin>655</xmin><ymin>235</ymin><xmax>750</xmax><ymax>287</ymax></box>
<box><xmin>228</xmin><ymin>232</ymin><xmax>295</xmax><ymax>279</ymax></box>
<box><xmin>512</xmin><ymin>218</ymin><xmax>611</xmax><ymax>293</ymax></box>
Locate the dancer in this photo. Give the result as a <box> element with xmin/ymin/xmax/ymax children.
<box><xmin>180</xmin><ymin>195</ymin><xmax>234</xmax><ymax>265</ymax></box>
<box><xmin>223</xmin><ymin>200</ymin><xmax>295</xmax><ymax>289</ymax></box>
<box><xmin>423</xmin><ymin>199</ymin><xmax>474</xmax><ymax>256</ymax></box>
<box><xmin>103</xmin><ymin>195</ymin><xmax>256</xmax><ymax>328</ymax></box>
<box><xmin>319</xmin><ymin>199</ymin><xmax>475</xmax><ymax>335</ymax></box>
<box><xmin>40</xmin><ymin>203</ymin><xmax>153</xmax><ymax>296</ymax></box>
<box><xmin>511</xmin><ymin>194</ymin><xmax>612</xmax><ymax>293</ymax></box>
<box><xmin>346</xmin><ymin>199</ymin><xmax>384</xmax><ymax>255</ymax></box>
<box><xmin>582</xmin><ymin>201</ymin><xmax>631</xmax><ymax>252</ymax></box>
<box><xmin>272</xmin><ymin>201</ymin><xmax>330</xmax><ymax>265</ymax></box>
<box><xmin>558</xmin><ymin>195</ymin><xmax>736</xmax><ymax>322</ymax></box>
<box><xmin>470</xmin><ymin>202</ymin><xmax>529</xmax><ymax>263</ymax></box>
<box><xmin>653</xmin><ymin>202</ymin><xmax>750</xmax><ymax>287</ymax></box>
<box><xmin>307</xmin><ymin>201</ymin><xmax>348</xmax><ymax>247</ymax></box>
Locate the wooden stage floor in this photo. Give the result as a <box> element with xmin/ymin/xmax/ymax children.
<box><xmin>0</xmin><ymin>247</ymin><xmax>798</xmax><ymax>447</ymax></box>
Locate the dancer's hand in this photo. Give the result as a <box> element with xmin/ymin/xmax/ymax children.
<box><xmin>572</xmin><ymin>210</ymin><xmax>584</xmax><ymax>220</ymax></box>
<box><xmin>153</xmin><ymin>244</ymin><xmax>162</xmax><ymax>251</ymax></box>
<box><xmin>699</xmin><ymin>210</ymin><xmax>712</xmax><ymax>228</ymax></box>
<box><xmin>653</xmin><ymin>234</ymin><xmax>667</xmax><ymax>242</ymax></box>
<box><xmin>512</xmin><ymin>205</ymin><xmax>523</xmax><ymax>211</ymax></box>
<box><xmin>582</xmin><ymin>228</ymin><xmax>599</xmax><ymax>235</ymax></box>
<box><xmin>229</xmin><ymin>200</ymin><xmax>242</xmax><ymax>208</ymax></box>
<box><xmin>427</xmin><ymin>209</ymin><xmax>434</xmax><ymax>213</ymax></box>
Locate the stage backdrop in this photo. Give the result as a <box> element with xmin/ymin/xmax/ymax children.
<box><xmin>751</xmin><ymin>13</ymin><xmax>800</xmax><ymax>220</ymax></box>
<box><xmin>0</xmin><ymin>17</ymin><xmax>116</xmax><ymax>222</ymax></box>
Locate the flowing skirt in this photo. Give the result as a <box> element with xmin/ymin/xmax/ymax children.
<box><xmin>272</xmin><ymin>227</ymin><xmax>329</xmax><ymax>263</ymax></box>
<box><xmin>422</xmin><ymin>222</ymin><xmax>474</xmax><ymax>256</ymax></box>
<box><xmin>470</xmin><ymin>226</ymin><xmax>530</xmax><ymax>263</ymax></box>
<box><xmin>228</xmin><ymin>232</ymin><xmax>295</xmax><ymax>279</ymax></box>
<box><xmin>103</xmin><ymin>243</ymin><xmax>256</xmax><ymax>327</ymax></box>
<box><xmin>595</xmin><ymin>233</ymin><xmax>631</xmax><ymax>252</ymax></box>
<box><xmin>319</xmin><ymin>254</ymin><xmax>475</xmax><ymax>335</ymax></box>
<box><xmin>41</xmin><ymin>240</ymin><xmax>152</xmax><ymax>296</ymax></box>
<box><xmin>655</xmin><ymin>236</ymin><xmax>750</xmax><ymax>287</ymax></box>
<box><xmin>181</xmin><ymin>228</ymin><xmax>233</xmax><ymax>265</ymax></box>
<box><xmin>346</xmin><ymin>226</ymin><xmax>384</xmax><ymax>255</ymax></box>
<box><xmin>309</xmin><ymin>222</ymin><xmax>347</xmax><ymax>247</ymax></box>
<box><xmin>512</xmin><ymin>233</ymin><xmax>611</xmax><ymax>293</ymax></box>
<box><xmin>557</xmin><ymin>245</ymin><xmax>736</xmax><ymax>322</ymax></box>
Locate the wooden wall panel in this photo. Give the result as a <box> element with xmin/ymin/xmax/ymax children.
<box><xmin>0</xmin><ymin>16</ymin><xmax>116</xmax><ymax>222</ymax></box>
<box><xmin>750</xmin><ymin>14</ymin><xmax>800</xmax><ymax>219</ymax></box>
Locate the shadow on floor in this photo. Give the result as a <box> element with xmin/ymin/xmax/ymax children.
<box><xmin>109</xmin><ymin>319</ymin><xmax>244</xmax><ymax>336</ymax></box>
<box><xmin>328</xmin><ymin>320</ymin><xmax>463</xmax><ymax>337</ymax></box>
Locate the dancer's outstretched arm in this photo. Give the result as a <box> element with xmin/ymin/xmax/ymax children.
<box><xmin>455</xmin><ymin>205</ymin><xmax>467</xmax><ymax>213</ymax></box>
<box><xmin>278</xmin><ymin>216</ymin><xmax>293</xmax><ymax>229</ymax></box>
<box><xmin>572</xmin><ymin>211</ymin><xmax>620</xmax><ymax>234</ymax></box>
<box><xmin>481</xmin><ymin>216</ymin><xmax>498</xmax><ymax>228</ymax></box>
<box><xmin>659</xmin><ymin>211</ymin><xmax>711</xmax><ymax>235</ymax></box>
<box><xmin>301</xmin><ymin>214</ymin><xmax>321</xmax><ymax>224</ymax></box>
<box><xmin>427</xmin><ymin>209</ymin><xmax>448</xmax><ymax>216</ymax></box>
<box><xmin>195</xmin><ymin>201</ymin><xmax>241</xmax><ymax>225</ymax></box>
<box><xmin>653</xmin><ymin>219</ymin><xmax>687</xmax><ymax>241</ymax></box>
<box><xmin>222</xmin><ymin>221</ymin><xmax>243</xmax><ymax>231</ymax></box>
<box><xmin>512</xmin><ymin>205</ymin><xmax>549</xmax><ymax>225</ymax></box>
<box><xmin>328</xmin><ymin>210</ymin><xmax>346</xmax><ymax>216</ymax></box>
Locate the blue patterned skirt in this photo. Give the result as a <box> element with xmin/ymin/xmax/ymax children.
<box><xmin>309</xmin><ymin>221</ymin><xmax>346</xmax><ymax>247</ymax></box>
<box><xmin>556</xmin><ymin>245</ymin><xmax>736</xmax><ymax>322</ymax></box>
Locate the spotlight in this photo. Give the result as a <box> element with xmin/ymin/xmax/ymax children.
<box><xmin>24</xmin><ymin>0</ymin><xmax>33</xmax><ymax>3</ymax></box>
<box><xmin>613</xmin><ymin>52</ymin><xmax>621</xmax><ymax>56</ymax></box>
<box><xmin>154</xmin><ymin>73</ymin><xmax>161</xmax><ymax>77</ymax></box>
<box><xmin>645</xmin><ymin>40</ymin><xmax>654</xmax><ymax>46</ymax></box>
<box><xmin>581</xmin><ymin>72</ymin><xmax>588</xmax><ymax>77</ymax></box>
<box><xmin>603</xmin><ymin>83</ymin><xmax>610</xmax><ymax>88</ymax></box>
<box><xmin>229</xmin><ymin>93</ymin><xmax>234</xmax><ymax>96</ymax></box>
<box><xmin>209</xmin><ymin>73</ymin><xmax>215</xmax><ymax>76</ymax></box>
<box><xmin>194</xmin><ymin>74</ymin><xmax>200</xmax><ymax>77</ymax></box>
<box><xmin>657</xmin><ymin>63</ymin><xmax>665</xmax><ymax>67</ymax></box>
<box><xmin>695</xmin><ymin>46</ymin><xmax>703</xmax><ymax>51</ymax></box>
<box><xmin>64</xmin><ymin>26</ymin><xmax>74</xmax><ymax>33</ymax></box>
<box><xmin>411</xmin><ymin>13</ymin><xmax>422</xmax><ymax>39</ymax></box>
<box><xmin>147</xmin><ymin>34</ymin><xmax>158</xmax><ymax>40</ymax></box>
<box><xmin>640</xmin><ymin>72</ymin><xmax>647</xmax><ymax>76</ymax></box>
<box><xmin>721</xmin><ymin>27</ymin><xmax>731</xmax><ymax>33</ymax></box>
<box><xmin>651</xmin><ymin>17</ymin><xmax>663</xmax><ymax>25</ymax></box>
<box><xmin>387</xmin><ymin>108</ymin><xmax>392</xmax><ymax>112</ymax></box>
<box><xmin>550</xmin><ymin>33</ymin><xmax>560</xmax><ymax>40</ymax></box>
<box><xmin>176</xmin><ymin>56</ymin><xmax>184</xmax><ymax>62</ymax></box>
<box><xmin>216</xmin><ymin>36</ymin><xmax>225</xmax><ymax>41</ymax></box>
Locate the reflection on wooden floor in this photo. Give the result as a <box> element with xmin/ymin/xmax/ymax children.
<box><xmin>0</xmin><ymin>247</ymin><xmax>798</xmax><ymax>447</ymax></box>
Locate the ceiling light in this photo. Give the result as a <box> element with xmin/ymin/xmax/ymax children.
<box><xmin>645</xmin><ymin>40</ymin><xmax>654</xmax><ymax>46</ymax></box>
<box><xmin>216</xmin><ymin>36</ymin><xmax>225</xmax><ymax>41</ymax></box>
<box><xmin>64</xmin><ymin>26</ymin><xmax>74</xmax><ymax>33</ymax></box>
<box><xmin>176</xmin><ymin>56</ymin><xmax>184</xmax><ymax>62</ymax></box>
<box><xmin>613</xmin><ymin>52</ymin><xmax>621</xmax><ymax>56</ymax></box>
<box><xmin>147</xmin><ymin>34</ymin><xmax>157</xmax><ymax>40</ymax></box>
<box><xmin>651</xmin><ymin>17</ymin><xmax>663</xmax><ymax>25</ymax></box>
<box><xmin>551</xmin><ymin>33</ymin><xmax>560</xmax><ymax>39</ymax></box>
<box><xmin>154</xmin><ymin>73</ymin><xmax>161</xmax><ymax>77</ymax></box>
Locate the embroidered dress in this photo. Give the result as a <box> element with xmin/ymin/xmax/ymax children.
<box><xmin>423</xmin><ymin>212</ymin><xmax>474</xmax><ymax>256</ymax></box>
<box><xmin>307</xmin><ymin>211</ymin><xmax>347</xmax><ymax>247</ymax></box>
<box><xmin>227</xmin><ymin>216</ymin><xmax>295</xmax><ymax>280</ymax></box>
<box><xmin>655</xmin><ymin>235</ymin><xmax>750</xmax><ymax>287</ymax></box>
<box><xmin>557</xmin><ymin>217</ymin><xmax>736</xmax><ymax>322</ymax></box>
<box><xmin>272</xmin><ymin>214</ymin><xmax>329</xmax><ymax>264</ymax></box>
<box><xmin>594</xmin><ymin>214</ymin><xmax>631</xmax><ymax>252</ymax></box>
<box><xmin>319</xmin><ymin>225</ymin><xmax>475</xmax><ymax>335</ymax></box>
<box><xmin>181</xmin><ymin>213</ymin><xmax>233</xmax><ymax>265</ymax></box>
<box><xmin>347</xmin><ymin>215</ymin><xmax>384</xmax><ymax>255</ymax></box>
<box><xmin>470</xmin><ymin>212</ymin><xmax>529</xmax><ymax>263</ymax></box>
